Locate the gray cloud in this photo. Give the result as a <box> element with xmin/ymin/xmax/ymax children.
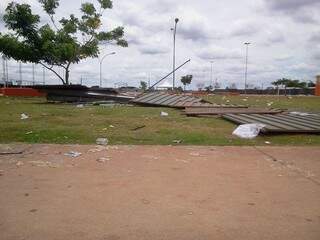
<box><xmin>265</xmin><ymin>0</ymin><xmax>320</xmax><ymax>24</ymax></box>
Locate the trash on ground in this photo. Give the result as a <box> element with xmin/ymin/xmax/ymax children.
<box><xmin>96</xmin><ymin>138</ymin><xmax>109</xmax><ymax>145</ymax></box>
<box><xmin>160</xmin><ymin>111</ymin><xmax>168</xmax><ymax>116</ymax></box>
<box><xmin>20</xmin><ymin>113</ymin><xmax>29</xmax><ymax>120</ymax></box>
<box><xmin>25</xmin><ymin>131</ymin><xmax>33</xmax><ymax>135</ymax></box>
<box><xmin>267</xmin><ymin>102</ymin><xmax>273</xmax><ymax>106</ymax></box>
<box><xmin>16</xmin><ymin>161</ymin><xmax>24</xmax><ymax>167</ymax></box>
<box><xmin>265</xmin><ymin>141</ymin><xmax>271</xmax><ymax>144</ymax></box>
<box><xmin>64</xmin><ymin>151</ymin><xmax>82</xmax><ymax>158</ymax></box>
<box><xmin>76</xmin><ymin>104</ymin><xmax>84</xmax><ymax>108</ymax></box>
<box><xmin>88</xmin><ymin>145</ymin><xmax>107</xmax><ymax>153</ymax></box>
<box><xmin>109</xmin><ymin>125</ymin><xmax>115</xmax><ymax>128</ymax></box>
<box><xmin>232</xmin><ymin>123</ymin><xmax>266</xmax><ymax>139</ymax></box>
<box><xmin>96</xmin><ymin>157</ymin><xmax>111</xmax><ymax>163</ymax></box>
<box><xmin>173</xmin><ymin>139</ymin><xmax>182</xmax><ymax>144</ymax></box>
<box><xmin>189</xmin><ymin>152</ymin><xmax>201</xmax><ymax>157</ymax></box>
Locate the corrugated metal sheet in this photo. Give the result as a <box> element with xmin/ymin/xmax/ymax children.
<box><xmin>131</xmin><ymin>92</ymin><xmax>212</xmax><ymax>108</ymax></box>
<box><xmin>223</xmin><ymin>113</ymin><xmax>320</xmax><ymax>133</ymax></box>
<box><xmin>185</xmin><ymin>107</ymin><xmax>283</xmax><ymax>116</ymax></box>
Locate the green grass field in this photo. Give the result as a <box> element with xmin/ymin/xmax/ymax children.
<box><xmin>0</xmin><ymin>95</ymin><xmax>319</xmax><ymax>145</ymax></box>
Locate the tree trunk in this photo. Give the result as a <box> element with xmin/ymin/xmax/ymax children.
<box><xmin>65</xmin><ymin>64</ymin><xmax>71</xmax><ymax>85</ymax></box>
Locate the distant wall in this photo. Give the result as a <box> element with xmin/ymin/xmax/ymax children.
<box><xmin>316</xmin><ymin>76</ymin><xmax>320</xmax><ymax>96</ymax></box>
<box><xmin>0</xmin><ymin>88</ymin><xmax>45</xmax><ymax>97</ymax></box>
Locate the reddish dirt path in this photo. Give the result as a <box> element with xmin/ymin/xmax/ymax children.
<box><xmin>0</xmin><ymin>145</ymin><xmax>320</xmax><ymax>240</ymax></box>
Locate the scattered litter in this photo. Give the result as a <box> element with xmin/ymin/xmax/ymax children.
<box><xmin>173</xmin><ymin>139</ymin><xmax>182</xmax><ymax>144</ymax></box>
<box><xmin>109</xmin><ymin>125</ymin><xmax>115</xmax><ymax>128</ymax></box>
<box><xmin>96</xmin><ymin>138</ymin><xmax>109</xmax><ymax>145</ymax></box>
<box><xmin>88</xmin><ymin>145</ymin><xmax>107</xmax><ymax>153</ymax></box>
<box><xmin>265</xmin><ymin>141</ymin><xmax>271</xmax><ymax>144</ymax></box>
<box><xmin>232</xmin><ymin>123</ymin><xmax>266</xmax><ymax>139</ymax></box>
<box><xmin>96</xmin><ymin>157</ymin><xmax>111</xmax><ymax>163</ymax></box>
<box><xmin>64</xmin><ymin>151</ymin><xmax>82</xmax><ymax>158</ymax></box>
<box><xmin>175</xmin><ymin>159</ymin><xmax>189</xmax><ymax>163</ymax></box>
<box><xmin>20</xmin><ymin>113</ymin><xmax>29</xmax><ymax>120</ymax></box>
<box><xmin>25</xmin><ymin>131</ymin><xmax>33</xmax><ymax>135</ymax></box>
<box><xmin>190</xmin><ymin>152</ymin><xmax>201</xmax><ymax>157</ymax></box>
<box><xmin>160</xmin><ymin>111</ymin><xmax>168</xmax><ymax>116</ymax></box>
<box><xmin>267</xmin><ymin>102</ymin><xmax>273</xmax><ymax>106</ymax></box>
<box><xmin>16</xmin><ymin>161</ymin><xmax>24</xmax><ymax>167</ymax></box>
<box><xmin>76</xmin><ymin>104</ymin><xmax>84</xmax><ymax>108</ymax></box>
<box><xmin>242</xmin><ymin>99</ymin><xmax>248</xmax><ymax>101</ymax></box>
<box><xmin>102</xmin><ymin>128</ymin><xmax>108</xmax><ymax>131</ymax></box>
<box><xmin>131</xmin><ymin>125</ymin><xmax>146</xmax><ymax>131</ymax></box>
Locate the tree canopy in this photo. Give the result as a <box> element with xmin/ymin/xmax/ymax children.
<box><xmin>0</xmin><ymin>0</ymin><xmax>127</xmax><ymax>85</ymax></box>
<box><xmin>180</xmin><ymin>75</ymin><xmax>192</xmax><ymax>90</ymax></box>
<box><xmin>272</xmin><ymin>78</ymin><xmax>313</xmax><ymax>89</ymax></box>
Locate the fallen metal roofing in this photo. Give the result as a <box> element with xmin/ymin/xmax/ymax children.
<box><xmin>185</xmin><ymin>107</ymin><xmax>284</xmax><ymax>116</ymax></box>
<box><xmin>131</xmin><ymin>92</ymin><xmax>212</xmax><ymax>108</ymax></box>
<box><xmin>223</xmin><ymin>113</ymin><xmax>320</xmax><ymax>133</ymax></box>
<box><xmin>131</xmin><ymin>92</ymin><xmax>242</xmax><ymax>108</ymax></box>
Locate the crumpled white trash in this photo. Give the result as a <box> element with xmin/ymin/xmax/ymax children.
<box><xmin>233</xmin><ymin>123</ymin><xmax>266</xmax><ymax>139</ymax></box>
<box><xmin>160</xmin><ymin>111</ymin><xmax>168</xmax><ymax>116</ymax></box>
<box><xmin>20</xmin><ymin>113</ymin><xmax>29</xmax><ymax>120</ymax></box>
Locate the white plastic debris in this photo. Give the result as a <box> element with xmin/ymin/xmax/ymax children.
<box><xmin>25</xmin><ymin>131</ymin><xmax>33</xmax><ymax>135</ymax></box>
<box><xmin>64</xmin><ymin>151</ymin><xmax>82</xmax><ymax>158</ymax></box>
<box><xmin>173</xmin><ymin>139</ymin><xmax>182</xmax><ymax>144</ymax></box>
<box><xmin>76</xmin><ymin>104</ymin><xmax>84</xmax><ymax>108</ymax></box>
<box><xmin>96</xmin><ymin>138</ymin><xmax>108</xmax><ymax>145</ymax></box>
<box><xmin>267</xmin><ymin>102</ymin><xmax>273</xmax><ymax>106</ymax></box>
<box><xmin>265</xmin><ymin>141</ymin><xmax>271</xmax><ymax>144</ymax></box>
<box><xmin>232</xmin><ymin>123</ymin><xmax>266</xmax><ymax>139</ymax></box>
<box><xmin>20</xmin><ymin>113</ymin><xmax>29</xmax><ymax>120</ymax></box>
<box><xmin>96</xmin><ymin>157</ymin><xmax>111</xmax><ymax>163</ymax></box>
<box><xmin>16</xmin><ymin>161</ymin><xmax>24</xmax><ymax>167</ymax></box>
<box><xmin>160</xmin><ymin>111</ymin><xmax>169</xmax><ymax>116</ymax></box>
<box><xmin>109</xmin><ymin>125</ymin><xmax>115</xmax><ymax>128</ymax></box>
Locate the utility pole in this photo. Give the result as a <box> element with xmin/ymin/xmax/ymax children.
<box><xmin>210</xmin><ymin>60</ymin><xmax>214</xmax><ymax>88</ymax></box>
<box><xmin>5</xmin><ymin>58</ymin><xmax>8</xmax><ymax>83</ymax></box>
<box><xmin>99</xmin><ymin>52</ymin><xmax>116</xmax><ymax>87</ymax></box>
<box><xmin>171</xmin><ymin>18</ymin><xmax>179</xmax><ymax>90</ymax></box>
<box><xmin>244</xmin><ymin>42</ymin><xmax>251</xmax><ymax>94</ymax></box>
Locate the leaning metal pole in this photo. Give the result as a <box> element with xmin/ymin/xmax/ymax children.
<box><xmin>146</xmin><ymin>59</ymin><xmax>191</xmax><ymax>92</ymax></box>
<box><xmin>244</xmin><ymin>42</ymin><xmax>250</xmax><ymax>94</ymax></box>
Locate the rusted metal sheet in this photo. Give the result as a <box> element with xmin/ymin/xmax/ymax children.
<box><xmin>223</xmin><ymin>113</ymin><xmax>320</xmax><ymax>133</ymax></box>
<box><xmin>131</xmin><ymin>92</ymin><xmax>213</xmax><ymax>108</ymax></box>
<box><xmin>185</xmin><ymin>107</ymin><xmax>283</xmax><ymax>116</ymax></box>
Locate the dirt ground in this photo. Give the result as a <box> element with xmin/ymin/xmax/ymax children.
<box><xmin>0</xmin><ymin>144</ymin><xmax>319</xmax><ymax>240</ymax></box>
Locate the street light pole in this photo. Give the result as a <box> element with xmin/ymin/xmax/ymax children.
<box><xmin>210</xmin><ymin>60</ymin><xmax>214</xmax><ymax>88</ymax></box>
<box><xmin>171</xmin><ymin>18</ymin><xmax>179</xmax><ymax>90</ymax></box>
<box><xmin>244</xmin><ymin>42</ymin><xmax>250</xmax><ymax>94</ymax></box>
<box><xmin>99</xmin><ymin>52</ymin><xmax>116</xmax><ymax>88</ymax></box>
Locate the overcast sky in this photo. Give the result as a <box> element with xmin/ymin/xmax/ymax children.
<box><xmin>1</xmin><ymin>0</ymin><xmax>320</xmax><ymax>88</ymax></box>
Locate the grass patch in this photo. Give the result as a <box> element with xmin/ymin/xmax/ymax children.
<box><xmin>0</xmin><ymin>95</ymin><xmax>319</xmax><ymax>145</ymax></box>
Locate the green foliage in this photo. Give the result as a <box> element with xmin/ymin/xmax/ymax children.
<box><xmin>180</xmin><ymin>75</ymin><xmax>193</xmax><ymax>90</ymax></box>
<box><xmin>272</xmin><ymin>78</ymin><xmax>311</xmax><ymax>89</ymax></box>
<box><xmin>140</xmin><ymin>81</ymin><xmax>148</xmax><ymax>91</ymax></box>
<box><xmin>0</xmin><ymin>0</ymin><xmax>127</xmax><ymax>85</ymax></box>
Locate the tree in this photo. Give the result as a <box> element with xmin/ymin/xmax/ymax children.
<box><xmin>0</xmin><ymin>0</ymin><xmax>127</xmax><ymax>85</ymax></box>
<box><xmin>140</xmin><ymin>81</ymin><xmax>147</xmax><ymax>91</ymax></box>
<box><xmin>180</xmin><ymin>75</ymin><xmax>192</xmax><ymax>91</ymax></box>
